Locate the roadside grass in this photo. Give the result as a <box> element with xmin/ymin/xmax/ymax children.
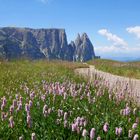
<box><xmin>88</xmin><ymin>59</ymin><xmax>140</xmax><ymax>79</ymax></box>
<box><xmin>0</xmin><ymin>60</ymin><xmax>139</xmax><ymax>139</ymax></box>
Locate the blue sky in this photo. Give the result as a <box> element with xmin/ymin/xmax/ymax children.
<box><xmin>0</xmin><ymin>0</ymin><xmax>140</xmax><ymax>60</ymax></box>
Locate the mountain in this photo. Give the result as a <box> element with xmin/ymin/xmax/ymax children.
<box><xmin>0</xmin><ymin>27</ymin><xmax>96</xmax><ymax>61</ymax></box>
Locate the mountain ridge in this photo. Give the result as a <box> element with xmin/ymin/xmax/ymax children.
<box><xmin>0</xmin><ymin>27</ymin><xmax>96</xmax><ymax>61</ymax></box>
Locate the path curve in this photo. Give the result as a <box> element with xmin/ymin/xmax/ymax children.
<box><xmin>75</xmin><ymin>64</ymin><xmax>140</xmax><ymax>103</ymax></box>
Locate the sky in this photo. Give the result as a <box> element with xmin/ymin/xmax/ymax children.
<box><xmin>0</xmin><ymin>0</ymin><xmax>140</xmax><ymax>60</ymax></box>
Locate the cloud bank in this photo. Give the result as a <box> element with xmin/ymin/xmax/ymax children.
<box><xmin>97</xmin><ymin>28</ymin><xmax>140</xmax><ymax>59</ymax></box>
<box><xmin>98</xmin><ymin>29</ymin><xmax>127</xmax><ymax>47</ymax></box>
<box><xmin>126</xmin><ymin>26</ymin><xmax>140</xmax><ymax>39</ymax></box>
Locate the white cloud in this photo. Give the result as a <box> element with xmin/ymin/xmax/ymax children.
<box><xmin>126</xmin><ymin>26</ymin><xmax>140</xmax><ymax>39</ymax></box>
<box><xmin>98</xmin><ymin>29</ymin><xmax>127</xmax><ymax>47</ymax></box>
<box><xmin>95</xmin><ymin>45</ymin><xmax>140</xmax><ymax>58</ymax></box>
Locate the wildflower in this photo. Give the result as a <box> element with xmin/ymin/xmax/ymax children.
<box><xmin>1</xmin><ymin>112</ymin><xmax>5</xmax><ymax>121</ymax></box>
<box><xmin>13</xmin><ymin>99</ymin><xmax>17</xmax><ymax>108</ymax></box>
<box><xmin>83</xmin><ymin>120</ymin><xmax>87</xmax><ymax>127</ymax></box>
<box><xmin>97</xmin><ymin>136</ymin><xmax>101</xmax><ymax>140</ymax></box>
<box><xmin>135</xmin><ymin>117</ymin><xmax>139</xmax><ymax>123</ymax></box>
<box><xmin>115</xmin><ymin>127</ymin><xmax>122</xmax><ymax>136</ymax></box>
<box><xmin>31</xmin><ymin>133</ymin><xmax>36</xmax><ymax>140</ymax></box>
<box><xmin>19</xmin><ymin>136</ymin><xmax>23</xmax><ymax>140</ymax></box>
<box><xmin>48</xmin><ymin>108</ymin><xmax>52</xmax><ymax>114</ymax></box>
<box><xmin>43</xmin><ymin>105</ymin><xmax>48</xmax><ymax>117</ymax></box>
<box><xmin>9</xmin><ymin>116</ymin><xmax>14</xmax><ymax>128</ymax></box>
<box><xmin>128</xmin><ymin>130</ymin><xmax>132</xmax><ymax>138</ymax></box>
<box><xmin>1</xmin><ymin>112</ymin><xmax>8</xmax><ymax>121</ymax></box>
<box><xmin>64</xmin><ymin>120</ymin><xmax>67</xmax><ymax>128</ymax></box>
<box><xmin>1</xmin><ymin>104</ymin><xmax>5</xmax><ymax>111</ymax></box>
<box><xmin>124</xmin><ymin>107</ymin><xmax>131</xmax><ymax>115</ymax></box>
<box><xmin>15</xmin><ymin>94</ymin><xmax>18</xmax><ymax>100</ymax></box>
<box><xmin>103</xmin><ymin>123</ymin><xmax>109</xmax><ymax>133</ymax></box>
<box><xmin>133</xmin><ymin>134</ymin><xmax>138</xmax><ymax>140</ymax></box>
<box><xmin>29</xmin><ymin>100</ymin><xmax>33</xmax><ymax>108</ymax></box>
<box><xmin>72</xmin><ymin>123</ymin><xmax>77</xmax><ymax>132</ymax></box>
<box><xmin>17</xmin><ymin>103</ymin><xmax>22</xmax><ymax>112</ymax></box>
<box><xmin>133</xmin><ymin>108</ymin><xmax>137</xmax><ymax>115</ymax></box>
<box><xmin>90</xmin><ymin>128</ymin><xmax>95</xmax><ymax>140</ymax></box>
<box><xmin>25</xmin><ymin>103</ymin><xmax>30</xmax><ymax>112</ymax></box>
<box><xmin>132</xmin><ymin>123</ymin><xmax>138</xmax><ymax>129</ymax></box>
<box><xmin>27</xmin><ymin>115</ymin><xmax>31</xmax><ymax>128</ymax></box>
<box><xmin>82</xmin><ymin>129</ymin><xmax>88</xmax><ymax>137</ymax></box>
<box><xmin>9</xmin><ymin>105</ymin><xmax>14</xmax><ymax>115</ymax></box>
<box><xmin>64</xmin><ymin>112</ymin><xmax>68</xmax><ymax>121</ymax></box>
<box><xmin>19</xmin><ymin>96</ymin><xmax>23</xmax><ymax>102</ymax></box>
<box><xmin>63</xmin><ymin>92</ymin><xmax>67</xmax><ymax>100</ymax></box>
<box><xmin>1</xmin><ymin>97</ymin><xmax>6</xmax><ymax>110</ymax></box>
<box><xmin>58</xmin><ymin>109</ymin><xmax>63</xmax><ymax>117</ymax></box>
<box><xmin>2</xmin><ymin>96</ymin><xmax>6</xmax><ymax>105</ymax></box>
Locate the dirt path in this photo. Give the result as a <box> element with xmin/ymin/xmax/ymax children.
<box><xmin>75</xmin><ymin>65</ymin><xmax>140</xmax><ymax>103</ymax></box>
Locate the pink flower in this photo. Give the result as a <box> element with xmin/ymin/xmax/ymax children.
<box><xmin>29</xmin><ymin>100</ymin><xmax>33</xmax><ymax>108</ymax></box>
<box><xmin>9</xmin><ymin>105</ymin><xmax>14</xmax><ymax>115</ymax></box>
<box><xmin>1</xmin><ymin>112</ymin><xmax>7</xmax><ymax>121</ymax></box>
<box><xmin>115</xmin><ymin>127</ymin><xmax>122</xmax><ymax>136</ymax></box>
<box><xmin>76</xmin><ymin>126</ymin><xmax>80</xmax><ymax>134</ymax></box>
<box><xmin>9</xmin><ymin>116</ymin><xmax>14</xmax><ymax>128</ymax></box>
<box><xmin>103</xmin><ymin>123</ymin><xmax>109</xmax><ymax>133</ymax></box>
<box><xmin>83</xmin><ymin>120</ymin><xmax>87</xmax><ymax>127</ymax></box>
<box><xmin>132</xmin><ymin>123</ymin><xmax>138</xmax><ymax>129</ymax></box>
<box><xmin>123</xmin><ymin>107</ymin><xmax>131</xmax><ymax>116</ymax></box>
<box><xmin>72</xmin><ymin>123</ymin><xmax>78</xmax><ymax>132</ymax></box>
<box><xmin>48</xmin><ymin>108</ymin><xmax>52</xmax><ymax>114</ymax></box>
<box><xmin>90</xmin><ymin>128</ymin><xmax>95</xmax><ymax>140</ymax></box>
<box><xmin>82</xmin><ymin>129</ymin><xmax>88</xmax><ymax>137</ymax></box>
<box><xmin>31</xmin><ymin>133</ymin><xmax>36</xmax><ymax>140</ymax></box>
<box><xmin>58</xmin><ymin>109</ymin><xmax>63</xmax><ymax>117</ymax></box>
<box><xmin>17</xmin><ymin>103</ymin><xmax>22</xmax><ymax>112</ymax></box>
<box><xmin>19</xmin><ymin>96</ymin><xmax>23</xmax><ymax>102</ymax></box>
<box><xmin>27</xmin><ymin>115</ymin><xmax>31</xmax><ymax>128</ymax></box>
<box><xmin>97</xmin><ymin>136</ymin><xmax>101</xmax><ymax>140</ymax></box>
<box><xmin>133</xmin><ymin>134</ymin><xmax>138</xmax><ymax>140</ymax></box>
<box><xmin>2</xmin><ymin>96</ymin><xmax>6</xmax><ymax>105</ymax></box>
<box><xmin>135</xmin><ymin>117</ymin><xmax>139</xmax><ymax>123</ymax></box>
<box><xmin>64</xmin><ymin>112</ymin><xmax>68</xmax><ymax>121</ymax></box>
<box><xmin>1</xmin><ymin>112</ymin><xmax>5</xmax><ymax>121</ymax></box>
<box><xmin>13</xmin><ymin>99</ymin><xmax>17</xmax><ymax>108</ymax></box>
<box><xmin>64</xmin><ymin>120</ymin><xmax>67</xmax><ymax>128</ymax></box>
<box><xmin>25</xmin><ymin>103</ymin><xmax>30</xmax><ymax>112</ymax></box>
<box><xmin>43</xmin><ymin>105</ymin><xmax>48</xmax><ymax>117</ymax></box>
<box><xmin>15</xmin><ymin>94</ymin><xmax>18</xmax><ymax>100</ymax></box>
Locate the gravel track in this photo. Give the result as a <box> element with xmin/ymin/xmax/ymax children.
<box><xmin>75</xmin><ymin>65</ymin><xmax>140</xmax><ymax>103</ymax></box>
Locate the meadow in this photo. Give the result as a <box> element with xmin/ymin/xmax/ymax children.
<box><xmin>0</xmin><ymin>60</ymin><xmax>140</xmax><ymax>140</ymax></box>
<box><xmin>88</xmin><ymin>59</ymin><xmax>140</xmax><ymax>79</ymax></box>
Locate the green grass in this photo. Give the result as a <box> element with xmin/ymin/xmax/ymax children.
<box><xmin>0</xmin><ymin>60</ymin><xmax>139</xmax><ymax>139</ymax></box>
<box><xmin>88</xmin><ymin>59</ymin><xmax>140</xmax><ymax>79</ymax></box>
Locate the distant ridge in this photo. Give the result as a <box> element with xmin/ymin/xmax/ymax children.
<box><xmin>0</xmin><ymin>27</ymin><xmax>96</xmax><ymax>61</ymax></box>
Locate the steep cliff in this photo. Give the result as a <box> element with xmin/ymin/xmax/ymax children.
<box><xmin>0</xmin><ymin>27</ymin><xmax>96</xmax><ymax>61</ymax></box>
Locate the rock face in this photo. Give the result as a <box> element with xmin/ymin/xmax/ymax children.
<box><xmin>0</xmin><ymin>27</ymin><xmax>96</xmax><ymax>61</ymax></box>
<box><xmin>74</xmin><ymin>33</ymin><xmax>95</xmax><ymax>61</ymax></box>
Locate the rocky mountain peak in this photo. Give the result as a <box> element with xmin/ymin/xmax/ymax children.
<box><xmin>0</xmin><ymin>27</ymin><xmax>96</xmax><ymax>61</ymax></box>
